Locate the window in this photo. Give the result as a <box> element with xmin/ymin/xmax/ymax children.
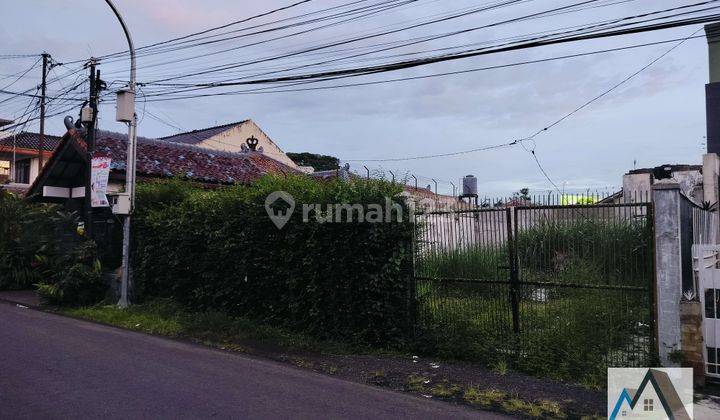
<box><xmin>706</xmin><ymin>289</ymin><xmax>716</xmax><ymax>319</ymax></box>
<box><xmin>0</xmin><ymin>160</ymin><xmax>9</xmax><ymax>182</ymax></box>
<box><xmin>708</xmin><ymin>347</ymin><xmax>719</xmax><ymax>374</ymax></box>
<box><xmin>644</xmin><ymin>399</ymin><xmax>653</xmax><ymax>411</ymax></box>
<box><xmin>621</xmin><ymin>410</ymin><xmax>627</xmax><ymax>416</ymax></box>
<box><xmin>14</xmin><ymin>159</ymin><xmax>30</xmax><ymax>184</ymax></box>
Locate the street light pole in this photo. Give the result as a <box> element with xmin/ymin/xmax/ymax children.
<box><xmin>104</xmin><ymin>0</ymin><xmax>136</xmax><ymax>308</ymax></box>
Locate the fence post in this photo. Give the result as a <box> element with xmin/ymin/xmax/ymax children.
<box><xmin>652</xmin><ymin>181</ymin><xmax>683</xmax><ymax>366</ymax></box>
<box><xmin>507</xmin><ymin>207</ymin><xmax>520</xmax><ymax>333</ymax></box>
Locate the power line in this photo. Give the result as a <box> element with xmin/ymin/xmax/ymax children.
<box><xmin>61</xmin><ymin>0</ymin><xmax>326</xmax><ymax>65</ymax></box>
<box><xmin>528</xmin><ymin>28</ymin><xmax>704</xmax><ymax>139</ymax></box>
<box><xmin>344</xmin><ymin>26</ymin><xmax>701</xmax><ymax>164</ymax></box>
<box><xmin>0</xmin><ymin>57</ymin><xmax>41</xmax><ymax>92</ymax></box>
<box><xmin>523</xmin><ymin>27</ymin><xmax>703</xmax><ymax>192</ymax></box>
<box><xmin>139</xmin><ymin>34</ymin><xmax>705</xmax><ymax>100</ymax></box>
<box><xmin>134</xmin><ymin>6</ymin><xmax>720</xmax><ymax>101</ymax></box>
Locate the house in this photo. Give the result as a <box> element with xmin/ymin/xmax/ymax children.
<box><xmin>609</xmin><ymin>369</ymin><xmax>690</xmax><ymax>419</ymax></box>
<box><xmin>27</xmin><ymin>128</ymin><xmax>299</xmax><ymax>204</ymax></box>
<box><xmin>0</xmin><ymin>127</ymin><xmax>62</xmax><ymax>193</ymax></box>
<box><xmin>1</xmin><ymin>118</ymin><xmax>307</xmax><ymax>196</ymax></box>
<box><xmin>157</xmin><ymin>119</ymin><xmax>309</xmax><ymax>172</ymax></box>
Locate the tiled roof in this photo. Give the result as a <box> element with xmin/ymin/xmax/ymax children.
<box><xmin>0</xmin><ymin>131</ymin><xmax>62</xmax><ymax>151</ymax></box>
<box><xmin>157</xmin><ymin>120</ymin><xmax>249</xmax><ymax>145</ymax></box>
<box><xmin>92</xmin><ymin>130</ymin><xmax>298</xmax><ymax>184</ymax></box>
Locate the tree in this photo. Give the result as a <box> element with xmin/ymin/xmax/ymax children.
<box><xmin>515</xmin><ymin>188</ymin><xmax>530</xmax><ymax>201</ymax></box>
<box><xmin>287</xmin><ymin>152</ymin><xmax>340</xmax><ymax>171</ymax></box>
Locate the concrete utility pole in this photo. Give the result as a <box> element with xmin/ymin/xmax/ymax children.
<box><xmin>38</xmin><ymin>53</ymin><xmax>49</xmax><ymax>173</ymax></box>
<box><xmin>104</xmin><ymin>0</ymin><xmax>137</xmax><ymax>308</ymax></box>
<box><xmin>84</xmin><ymin>59</ymin><xmax>99</xmax><ymax>239</ymax></box>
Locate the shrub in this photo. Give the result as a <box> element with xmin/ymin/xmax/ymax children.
<box><xmin>132</xmin><ymin>175</ymin><xmax>416</xmax><ymax>346</ymax></box>
<box><xmin>0</xmin><ymin>189</ymin><xmax>57</xmax><ymax>290</ymax></box>
<box><xmin>1</xmin><ymin>189</ymin><xmax>106</xmax><ymax>305</ymax></box>
<box><xmin>35</xmin><ymin>241</ymin><xmax>105</xmax><ymax>306</ymax></box>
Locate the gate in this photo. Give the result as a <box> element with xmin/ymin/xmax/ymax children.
<box><xmin>414</xmin><ymin>201</ymin><xmax>656</xmax><ymax>383</ymax></box>
<box><xmin>694</xmin><ymin>245</ymin><xmax>720</xmax><ymax>379</ymax></box>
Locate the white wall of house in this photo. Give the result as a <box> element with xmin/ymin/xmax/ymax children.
<box><xmin>28</xmin><ymin>157</ymin><xmax>40</xmax><ymax>183</ymax></box>
<box><xmin>196</xmin><ymin>120</ymin><xmax>299</xmax><ymax>169</ymax></box>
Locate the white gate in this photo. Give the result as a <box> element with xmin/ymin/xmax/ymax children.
<box><xmin>692</xmin><ymin>245</ymin><xmax>720</xmax><ymax>378</ymax></box>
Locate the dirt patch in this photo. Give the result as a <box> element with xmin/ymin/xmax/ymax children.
<box><xmin>209</xmin><ymin>339</ymin><xmax>606</xmax><ymax>418</ymax></box>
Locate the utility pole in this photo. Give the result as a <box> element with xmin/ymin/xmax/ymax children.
<box><xmin>104</xmin><ymin>0</ymin><xmax>137</xmax><ymax>308</ymax></box>
<box><xmin>38</xmin><ymin>53</ymin><xmax>50</xmax><ymax>173</ymax></box>
<box><xmin>84</xmin><ymin>59</ymin><xmax>100</xmax><ymax>239</ymax></box>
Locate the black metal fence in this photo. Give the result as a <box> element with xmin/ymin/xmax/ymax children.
<box><xmin>414</xmin><ymin>199</ymin><xmax>656</xmax><ymax>384</ymax></box>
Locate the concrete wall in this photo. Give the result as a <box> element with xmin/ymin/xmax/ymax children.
<box><xmin>622</xmin><ymin>173</ymin><xmax>652</xmax><ymax>203</ymax></box>
<box><xmin>197</xmin><ymin>120</ymin><xmax>299</xmax><ymax>169</ymax></box>
<box><xmin>653</xmin><ymin>181</ymin><xmax>683</xmax><ymax>365</ymax></box>
<box><xmin>703</xmin><ymin>153</ymin><xmax>720</xmax><ymax>204</ymax></box>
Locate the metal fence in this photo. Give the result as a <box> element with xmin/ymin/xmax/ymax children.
<box><xmin>690</xmin><ymin>202</ymin><xmax>718</xmax><ymax>245</ymax></box>
<box><xmin>414</xmin><ymin>200</ymin><xmax>656</xmax><ymax>383</ymax></box>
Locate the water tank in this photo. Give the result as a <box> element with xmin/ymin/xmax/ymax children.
<box><xmin>462</xmin><ymin>175</ymin><xmax>478</xmax><ymax>196</ymax></box>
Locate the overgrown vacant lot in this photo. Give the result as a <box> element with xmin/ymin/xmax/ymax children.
<box><xmin>414</xmin><ymin>218</ymin><xmax>654</xmax><ymax>388</ymax></box>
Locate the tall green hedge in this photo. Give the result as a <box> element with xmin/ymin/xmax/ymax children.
<box><xmin>132</xmin><ymin>175</ymin><xmax>416</xmax><ymax>346</ymax></box>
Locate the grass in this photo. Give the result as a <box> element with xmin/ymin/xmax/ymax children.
<box><xmin>418</xmin><ymin>219</ymin><xmax>650</xmax><ymax>286</ymax></box>
<box><xmin>61</xmin><ymin>299</ymin><xmax>389</xmax><ymax>357</ymax></box>
<box><xmin>59</xmin><ymin>299</ymin><xmax>604</xmax><ymax>418</ymax></box>
<box><xmin>414</xmin><ymin>219</ymin><xmax>654</xmax><ymax>389</ymax></box>
<box><xmin>404</xmin><ymin>380</ymin><xmax>573</xmax><ymax>419</ymax></box>
<box><xmin>416</xmin><ymin>282</ymin><xmax>653</xmax><ymax>388</ymax></box>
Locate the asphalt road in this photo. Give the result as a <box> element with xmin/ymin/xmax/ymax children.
<box><xmin>0</xmin><ymin>302</ymin><xmax>506</xmax><ymax>419</ymax></box>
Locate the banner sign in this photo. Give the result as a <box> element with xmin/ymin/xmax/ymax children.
<box><xmin>90</xmin><ymin>157</ymin><xmax>111</xmax><ymax>207</ymax></box>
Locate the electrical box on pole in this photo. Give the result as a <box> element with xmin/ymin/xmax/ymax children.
<box><xmin>116</xmin><ymin>89</ymin><xmax>135</xmax><ymax>122</ymax></box>
<box><xmin>81</xmin><ymin>107</ymin><xmax>94</xmax><ymax>124</ymax></box>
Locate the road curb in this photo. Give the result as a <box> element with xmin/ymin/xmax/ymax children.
<box><xmin>0</xmin><ymin>295</ymin><xmax>41</xmax><ymax>310</ymax></box>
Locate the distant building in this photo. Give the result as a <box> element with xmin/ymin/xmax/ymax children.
<box><xmin>158</xmin><ymin>119</ymin><xmax>303</xmax><ymax>171</ymax></box>
<box><xmin>621</xmin><ymin>164</ymin><xmax>704</xmax><ymax>204</ymax></box>
<box><xmin>0</xmin><ymin>129</ymin><xmax>62</xmax><ymax>193</ymax></box>
<box><xmin>27</xmin><ymin>128</ymin><xmax>299</xmax><ymax>203</ymax></box>
<box><xmin>1</xmin><ymin>118</ymin><xmax>304</xmax><ymax>194</ymax></box>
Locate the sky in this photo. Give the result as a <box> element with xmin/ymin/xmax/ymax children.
<box><xmin>0</xmin><ymin>0</ymin><xmax>713</xmax><ymax>196</ymax></box>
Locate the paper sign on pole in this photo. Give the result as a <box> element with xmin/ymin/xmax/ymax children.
<box><xmin>90</xmin><ymin>157</ymin><xmax>111</xmax><ymax>207</ymax></box>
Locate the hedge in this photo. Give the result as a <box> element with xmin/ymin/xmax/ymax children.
<box><xmin>0</xmin><ymin>189</ymin><xmax>105</xmax><ymax>305</ymax></box>
<box><xmin>132</xmin><ymin>175</ymin><xmax>417</xmax><ymax>346</ymax></box>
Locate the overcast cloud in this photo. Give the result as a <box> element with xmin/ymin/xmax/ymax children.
<box><xmin>0</xmin><ymin>0</ymin><xmax>711</xmax><ymax>195</ymax></box>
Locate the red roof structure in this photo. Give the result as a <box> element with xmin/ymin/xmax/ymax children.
<box><xmin>0</xmin><ymin>132</ymin><xmax>62</xmax><ymax>152</ymax></box>
<box><xmin>92</xmin><ymin>130</ymin><xmax>296</xmax><ymax>184</ymax></box>
<box><xmin>26</xmin><ymin>128</ymin><xmax>299</xmax><ymax>200</ymax></box>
